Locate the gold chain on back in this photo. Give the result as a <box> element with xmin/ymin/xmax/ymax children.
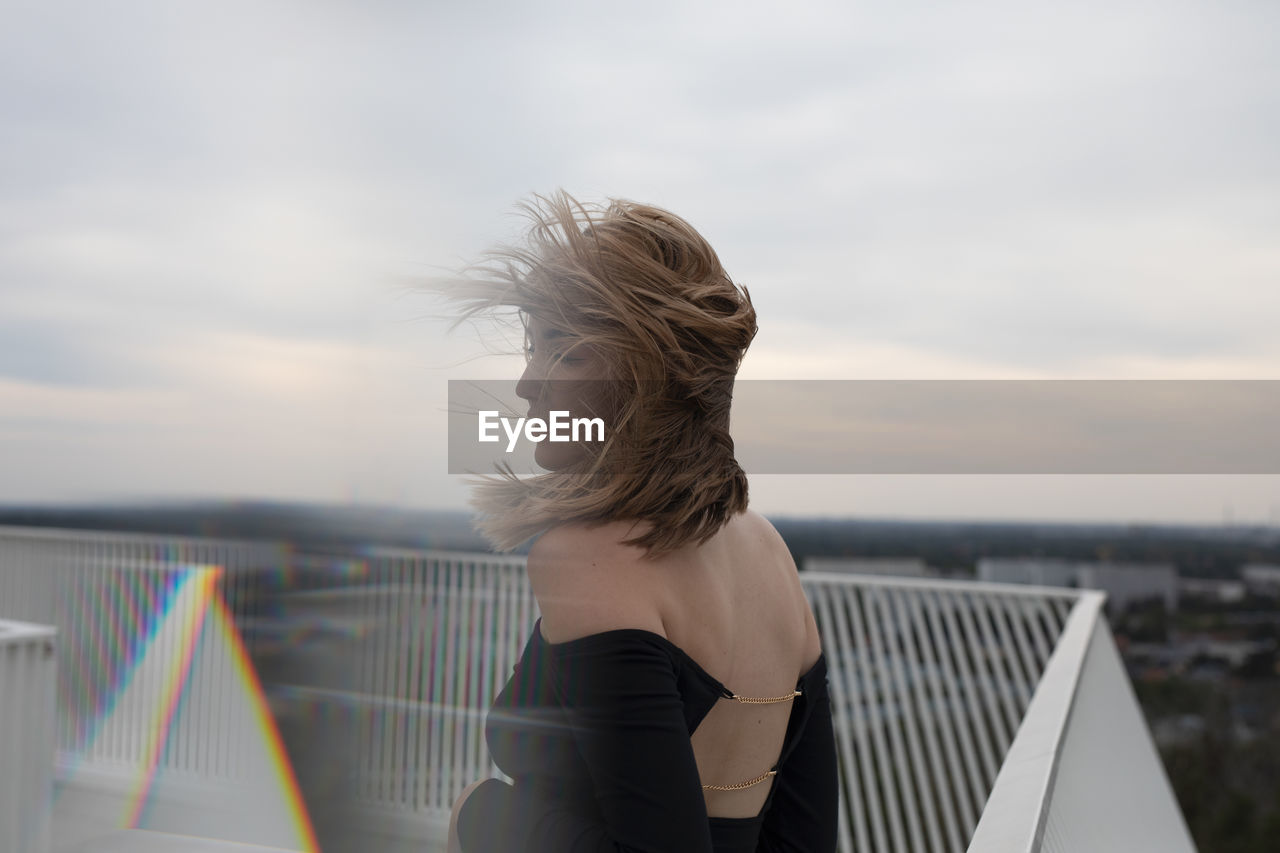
<box><xmin>700</xmin><ymin>688</ymin><xmax>801</xmax><ymax>790</ymax></box>
<box><xmin>728</xmin><ymin>689</ymin><xmax>801</xmax><ymax>705</ymax></box>
<box><xmin>702</xmin><ymin>769</ymin><xmax>777</xmax><ymax>792</ymax></box>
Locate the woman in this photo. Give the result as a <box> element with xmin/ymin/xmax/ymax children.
<box><xmin>442</xmin><ymin>193</ymin><xmax>837</xmax><ymax>852</ymax></box>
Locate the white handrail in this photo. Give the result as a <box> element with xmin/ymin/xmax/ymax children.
<box><xmin>0</xmin><ymin>618</ymin><xmax>58</xmax><ymax>853</ymax></box>
<box><xmin>807</xmin><ymin>578</ymin><xmax>1076</xmax><ymax>852</ymax></box>
<box><xmin>964</xmin><ymin>591</ymin><xmax>1104</xmax><ymax>852</ymax></box>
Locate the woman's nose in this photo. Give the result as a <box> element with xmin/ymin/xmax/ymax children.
<box><xmin>515</xmin><ymin>360</ymin><xmax>542</xmax><ymax>404</ymax></box>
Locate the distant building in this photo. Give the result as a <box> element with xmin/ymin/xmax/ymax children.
<box><xmin>1180</xmin><ymin>577</ymin><xmax>1247</xmax><ymax>604</ymax></box>
<box><xmin>977</xmin><ymin>558</ymin><xmax>1178</xmax><ymax>613</ymax></box>
<box><xmin>803</xmin><ymin>557</ymin><xmax>932</xmax><ymax>578</ymax></box>
<box><xmin>977</xmin><ymin>557</ymin><xmax>1076</xmax><ymax>588</ymax></box>
<box><xmin>1078</xmin><ymin>563</ymin><xmax>1178</xmax><ymax>614</ymax></box>
<box><xmin>1242</xmin><ymin>564</ymin><xmax>1280</xmax><ymax>597</ymax></box>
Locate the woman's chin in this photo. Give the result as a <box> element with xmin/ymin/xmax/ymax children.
<box><xmin>534</xmin><ymin>445</ymin><xmax>585</xmax><ymax>471</ymax></box>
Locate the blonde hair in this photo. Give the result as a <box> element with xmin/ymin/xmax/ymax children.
<box><xmin>441</xmin><ymin>191</ymin><xmax>757</xmax><ymax>556</ymax></box>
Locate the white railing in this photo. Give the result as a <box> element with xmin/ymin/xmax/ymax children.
<box><xmin>968</xmin><ymin>591</ymin><xmax>1197</xmax><ymax>853</ymax></box>
<box><xmin>0</xmin><ymin>526</ymin><xmax>1192</xmax><ymax>852</ymax></box>
<box><xmin>0</xmin><ymin>525</ymin><xmax>283</xmax><ymax>779</ymax></box>
<box><xmin>0</xmin><ymin>618</ymin><xmax>57</xmax><ymax>853</ymax></box>
<box><xmin>804</xmin><ymin>574</ymin><xmax>1078</xmax><ymax>853</ymax></box>
<box><xmin>281</xmin><ymin>548</ymin><xmax>536</xmax><ymax>819</ymax></box>
<box><xmin>0</xmin><ymin>528</ymin><xmax>538</xmax><ymax>848</ymax></box>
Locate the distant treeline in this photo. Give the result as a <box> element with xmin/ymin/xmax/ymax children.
<box><xmin>0</xmin><ymin>501</ymin><xmax>490</xmax><ymax>554</ymax></box>
<box><xmin>771</xmin><ymin>518</ymin><xmax>1280</xmax><ymax>577</ymax></box>
<box><xmin>1</xmin><ymin>502</ymin><xmax>1278</xmax><ymax>577</ymax></box>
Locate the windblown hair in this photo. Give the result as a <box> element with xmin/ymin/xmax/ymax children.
<box><xmin>441</xmin><ymin>191</ymin><xmax>758</xmax><ymax>556</ymax></box>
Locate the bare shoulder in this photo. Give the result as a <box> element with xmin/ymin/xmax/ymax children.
<box><xmin>736</xmin><ymin>510</ymin><xmax>823</xmax><ymax>665</ymax></box>
<box><xmin>527</xmin><ymin>522</ymin><xmax>666</xmax><ymax>643</ymax></box>
<box><xmin>737</xmin><ymin>509</ymin><xmax>794</xmax><ymax>563</ymax></box>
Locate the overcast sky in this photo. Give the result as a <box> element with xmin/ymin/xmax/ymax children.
<box><xmin>3</xmin><ymin>0</ymin><xmax>1279</xmax><ymax>525</ymax></box>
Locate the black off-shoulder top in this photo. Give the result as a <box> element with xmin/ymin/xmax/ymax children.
<box><xmin>456</xmin><ymin>619</ymin><xmax>838</xmax><ymax>852</ymax></box>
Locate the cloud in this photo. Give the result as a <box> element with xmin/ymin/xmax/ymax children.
<box><xmin>2</xmin><ymin>0</ymin><xmax>1278</xmax><ymax>516</ymax></box>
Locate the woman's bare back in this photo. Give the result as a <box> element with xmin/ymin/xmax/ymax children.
<box><xmin>528</xmin><ymin>510</ymin><xmax>822</xmax><ymax>818</ymax></box>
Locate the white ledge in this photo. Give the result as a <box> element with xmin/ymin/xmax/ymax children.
<box><xmin>965</xmin><ymin>591</ymin><xmax>1105</xmax><ymax>852</ymax></box>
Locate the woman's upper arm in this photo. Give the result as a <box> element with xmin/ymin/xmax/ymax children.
<box><xmin>458</xmin><ymin>638</ymin><xmax>716</xmax><ymax>852</ymax></box>
<box><xmin>757</xmin><ymin>677</ymin><xmax>839</xmax><ymax>852</ymax></box>
<box><xmin>457</xmin><ymin>528</ymin><xmax>712</xmax><ymax>852</ymax></box>
<box><xmin>549</xmin><ymin>637</ymin><xmax>716</xmax><ymax>852</ymax></box>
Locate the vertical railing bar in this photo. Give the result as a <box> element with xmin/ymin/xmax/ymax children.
<box><xmin>966</xmin><ymin>593</ymin><xmax>1022</xmax><ymax>744</ymax></box>
<box><xmin>1049</xmin><ymin>594</ymin><xmax>1070</xmax><ymax>640</ymax></box>
<box><xmin>1002</xmin><ymin>595</ymin><xmax>1043</xmax><ymax>699</ymax></box>
<box><xmin>212</xmin><ymin>550</ymin><xmax>227</xmax><ymax>778</ymax></box>
<box><xmin>53</xmin><ymin>541</ymin><xmax>67</xmax><ymax>754</ymax></box>
<box><xmin>472</xmin><ymin>564</ymin><xmax>495</xmax><ymax>802</ymax></box>
<box><xmin>894</xmin><ymin>589</ymin><xmax>964</xmax><ymax>853</ymax></box>
<box><xmin>373</xmin><ymin>556</ymin><xmax>390</xmax><ymax>805</ymax></box>
<box><xmin>861</xmin><ymin>586</ymin><xmax>921</xmax><ymax>853</ymax></box>
<box><xmin>986</xmin><ymin>595</ymin><xmax>1031</xmax><ymax>713</ymax></box>
<box><xmin>214</xmin><ymin>559</ymin><xmax>231</xmax><ymax>779</ymax></box>
<box><xmin>414</xmin><ymin>556</ymin><xmax>431</xmax><ymax>812</ymax></box>
<box><xmin>826</xmin><ymin>596</ymin><xmax>857</xmax><ymax>853</ymax></box>
<box><xmin>185</xmin><ymin>552</ymin><xmax>200</xmax><ymax>777</ymax></box>
<box><xmin>192</xmin><ymin>560</ymin><xmax>208</xmax><ymax>779</ymax></box>
<box><xmin>454</xmin><ymin>556</ymin><xmax>470</xmax><ymax>808</ymax></box>
<box><xmin>810</xmin><ymin>584</ymin><xmax>870</xmax><ymax>853</ymax></box>
<box><xmin>363</xmin><ymin>558</ymin><xmax>375</xmax><ymax>804</ymax></box>
<box><xmin>438</xmin><ymin>554</ymin><xmax>455</xmax><ymax>812</ymax></box>
<box><xmin>389</xmin><ymin>550</ymin><xmax>404</xmax><ymax>804</ymax></box>
<box><xmin>72</xmin><ymin>542</ymin><xmax>92</xmax><ymax>758</ymax></box>
<box><xmin>50</xmin><ymin>542</ymin><xmax>66</xmax><ymax>752</ymax></box>
<box><xmin>174</xmin><ymin>561</ymin><xmax>191</xmax><ymax>776</ymax></box>
<box><xmin>917</xmin><ymin>590</ymin><xmax>983</xmax><ymax>836</ymax></box>
<box><xmin>181</xmin><ymin>564</ymin><xmax>203</xmax><ymax>776</ymax></box>
<box><xmin>374</xmin><ymin>557</ymin><xmax>393</xmax><ymax>804</ymax></box>
<box><xmin>471</xmin><ymin>560</ymin><xmax>488</xmax><ymax>801</ymax></box>
<box><xmin>1036</xmin><ymin>596</ymin><xmax>1060</xmax><ymax>644</ymax></box>
<box><xmin>369</xmin><ymin>557</ymin><xmax>385</xmax><ymax>804</ymax></box>
<box><xmin>457</xmin><ymin>558</ymin><xmax>478</xmax><ymax>806</ymax></box>
<box><xmin>106</xmin><ymin>547</ymin><xmax>124</xmax><ymax>766</ymax></box>
<box><xmin>201</xmin><ymin>551</ymin><xmax>217</xmax><ymax>779</ymax></box>
<box><xmin>117</xmin><ymin>547</ymin><xmax>135</xmax><ymax>767</ymax></box>
<box><xmin>403</xmin><ymin>557</ymin><xmax>424</xmax><ymax>810</ymax></box>
<box><xmin>95</xmin><ymin>542</ymin><xmax>111</xmax><ymax>762</ymax></box>
<box><xmin>350</xmin><ymin>557</ymin><xmax>369</xmax><ymax>802</ymax></box>
<box><xmin>880</xmin><ymin>588</ymin><xmax>945</xmax><ymax>853</ymax></box>
<box><xmin>978</xmin><ymin>593</ymin><xmax>1031</xmax><ymax>716</ymax></box>
<box><xmin>398</xmin><ymin>555</ymin><xmax>417</xmax><ymax>807</ymax></box>
<box><xmin>95</xmin><ymin>550</ymin><xmax>114</xmax><ymax>766</ymax></box>
<box><xmin>844</xmin><ymin>585</ymin><xmax>896</xmax><ymax>853</ymax></box>
<box><xmin>494</xmin><ymin>560</ymin><xmax>518</xmax><ymax>781</ymax></box>
<box><xmin>1051</xmin><ymin>596</ymin><xmax>1071</xmax><ymax>627</ymax></box>
<box><xmin>460</xmin><ymin>561</ymin><xmax>477</xmax><ymax>802</ymax></box>
<box><xmin>1023</xmin><ymin>597</ymin><xmax>1053</xmax><ymax>669</ymax></box>
<box><xmin>487</xmin><ymin>562</ymin><xmax>508</xmax><ymax>783</ymax></box>
<box><xmin>420</xmin><ymin>557</ymin><xmax>436</xmax><ymax>810</ymax></box>
<box><xmin>951</xmin><ymin>590</ymin><xmax>1012</xmax><ymax>764</ymax></box>
<box><xmin>402</xmin><ymin>556</ymin><xmax>417</xmax><ymax>807</ymax></box>
<box><xmin>426</xmin><ymin>556</ymin><xmax>445</xmax><ymax>810</ymax></box>
<box><xmin>216</xmin><ymin>559</ymin><xmax>233</xmax><ymax>780</ymax></box>
<box><xmin>112</xmin><ymin>549</ymin><xmax>131</xmax><ymax>767</ymax></box>
<box><xmin>3</xmin><ymin>634</ymin><xmax>14</xmax><ymax>843</ymax></box>
<box><xmin>450</xmin><ymin>555</ymin><xmax>471</xmax><ymax>809</ymax></box>
<box><xmin>442</xmin><ymin>555</ymin><xmax>459</xmax><ymax>811</ymax></box>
